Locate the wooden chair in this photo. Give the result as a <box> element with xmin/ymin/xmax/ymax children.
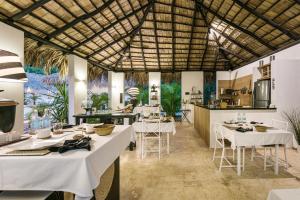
<box><xmin>141</xmin><ymin>118</ymin><xmax>162</xmax><ymax>159</ymax></box>
<box><xmin>264</xmin><ymin>119</ymin><xmax>289</xmax><ymax>170</ymax></box>
<box><xmin>212</xmin><ymin>123</ymin><xmax>245</xmax><ymax>171</ymax></box>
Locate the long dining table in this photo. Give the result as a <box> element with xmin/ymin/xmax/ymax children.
<box><xmin>0</xmin><ymin>125</ymin><xmax>133</xmax><ymax>200</ymax></box>
<box><xmin>222</xmin><ymin>125</ymin><xmax>294</xmax><ymax>176</ymax></box>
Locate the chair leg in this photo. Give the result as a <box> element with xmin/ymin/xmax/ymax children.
<box><xmin>242</xmin><ymin>147</ymin><xmax>245</xmax><ymax>171</ymax></box>
<box><xmin>251</xmin><ymin>146</ymin><xmax>255</xmax><ymax>161</ymax></box>
<box><xmin>264</xmin><ymin>147</ymin><xmax>267</xmax><ymax>171</ymax></box>
<box><xmin>284</xmin><ymin>145</ymin><xmax>288</xmax><ymax>170</ymax></box>
<box><xmin>141</xmin><ymin>134</ymin><xmax>144</xmax><ymax>160</ymax></box>
<box><xmin>219</xmin><ymin>148</ymin><xmax>225</xmax><ymax>172</ymax></box>
<box><xmin>158</xmin><ymin>135</ymin><xmax>161</xmax><ymax>160</ymax></box>
<box><xmin>232</xmin><ymin>149</ymin><xmax>235</xmax><ymax>161</ymax></box>
<box><xmin>212</xmin><ymin>142</ymin><xmax>217</xmax><ymax>161</ymax></box>
<box><xmin>167</xmin><ymin>133</ymin><xmax>170</xmax><ymax>154</ymax></box>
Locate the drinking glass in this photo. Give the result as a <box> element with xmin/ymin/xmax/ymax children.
<box><xmin>52</xmin><ymin>122</ymin><xmax>63</xmax><ymax>134</ymax></box>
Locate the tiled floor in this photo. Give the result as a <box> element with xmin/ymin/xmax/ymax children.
<box><xmin>120</xmin><ymin>123</ymin><xmax>300</xmax><ymax>200</ymax></box>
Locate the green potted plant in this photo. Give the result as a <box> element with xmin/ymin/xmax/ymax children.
<box><xmin>282</xmin><ymin>109</ymin><xmax>300</xmax><ymax>150</ymax></box>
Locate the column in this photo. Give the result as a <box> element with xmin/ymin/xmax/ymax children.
<box><xmin>68</xmin><ymin>55</ymin><xmax>87</xmax><ymax>124</ymax></box>
<box><xmin>108</xmin><ymin>71</ymin><xmax>124</xmax><ymax>110</ymax></box>
<box><xmin>149</xmin><ymin>72</ymin><xmax>161</xmax><ymax>105</ymax></box>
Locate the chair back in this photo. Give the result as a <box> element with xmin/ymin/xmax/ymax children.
<box><xmin>142</xmin><ymin>118</ymin><xmax>161</xmax><ymax>136</ymax></box>
<box><xmin>271</xmin><ymin>119</ymin><xmax>288</xmax><ymax>131</ymax></box>
<box><xmin>215</xmin><ymin>123</ymin><xmax>225</xmax><ymax>146</ymax></box>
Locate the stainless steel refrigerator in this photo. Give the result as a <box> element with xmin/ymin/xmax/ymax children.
<box><xmin>253</xmin><ymin>79</ymin><xmax>271</xmax><ymax>108</ymax></box>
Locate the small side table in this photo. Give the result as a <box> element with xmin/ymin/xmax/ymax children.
<box><xmin>180</xmin><ymin>109</ymin><xmax>191</xmax><ymax>123</ymax></box>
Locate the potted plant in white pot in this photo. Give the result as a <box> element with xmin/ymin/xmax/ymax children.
<box><xmin>282</xmin><ymin>109</ymin><xmax>300</xmax><ymax>151</ymax></box>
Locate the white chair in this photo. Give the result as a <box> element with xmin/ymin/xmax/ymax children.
<box><xmin>212</xmin><ymin>123</ymin><xmax>245</xmax><ymax>171</ymax></box>
<box><xmin>0</xmin><ymin>191</ymin><xmax>58</xmax><ymax>200</ymax></box>
<box><xmin>141</xmin><ymin>118</ymin><xmax>162</xmax><ymax>159</ymax></box>
<box><xmin>263</xmin><ymin>119</ymin><xmax>289</xmax><ymax>170</ymax></box>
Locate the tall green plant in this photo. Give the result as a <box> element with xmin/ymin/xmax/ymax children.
<box><xmin>137</xmin><ymin>86</ymin><xmax>149</xmax><ymax>105</ymax></box>
<box><xmin>49</xmin><ymin>81</ymin><xmax>68</xmax><ymax>123</ymax></box>
<box><xmin>161</xmin><ymin>82</ymin><xmax>181</xmax><ymax>116</ymax></box>
<box><xmin>91</xmin><ymin>92</ymin><xmax>109</xmax><ymax>110</ymax></box>
<box><xmin>282</xmin><ymin>109</ymin><xmax>300</xmax><ymax>144</ymax></box>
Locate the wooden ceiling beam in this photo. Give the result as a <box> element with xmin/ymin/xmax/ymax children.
<box><xmin>139</xmin><ymin>33</ymin><xmax>147</xmax><ymax>70</ymax></box>
<box><xmin>11</xmin><ymin>0</ymin><xmax>51</xmax><ymax>20</ymax></box>
<box><xmin>218</xmin><ymin>47</ymin><xmax>246</xmax><ymax>62</ymax></box>
<box><xmin>171</xmin><ymin>0</ymin><xmax>176</xmax><ymax>72</ymax></box>
<box><xmin>58</xmin><ymin>0</ymin><xmax>115</xmax><ymax>56</ymax></box>
<box><xmin>233</xmin><ymin>0</ymin><xmax>299</xmax><ymax>40</ymax></box>
<box><xmin>114</xmin><ymin>68</ymin><xmax>226</xmax><ymax>72</ymax></box>
<box><xmin>210</xmin><ymin>27</ymin><xmax>260</xmax><ymax>57</ymax></box>
<box><xmin>71</xmin><ymin>3</ymin><xmax>149</xmax><ymax>50</ymax></box>
<box><xmin>186</xmin><ymin>3</ymin><xmax>197</xmax><ymax>70</ymax></box>
<box><xmin>153</xmin><ymin>6</ymin><xmax>162</xmax><ymax>70</ymax></box>
<box><xmin>0</xmin><ymin>18</ymin><xmax>111</xmax><ymax>71</ymax></box>
<box><xmin>196</xmin><ymin>1</ymin><xmax>277</xmax><ymax>51</ymax></box>
<box><xmin>212</xmin><ymin>32</ymin><xmax>236</xmax><ymax>70</ymax></box>
<box><xmin>46</xmin><ymin>0</ymin><xmax>115</xmax><ymax>39</ymax></box>
<box><xmin>197</xmin><ymin>0</ymin><xmax>210</xmax><ymax>70</ymax></box>
<box><xmin>112</xmin><ymin>0</ymin><xmax>155</xmax><ymax>69</ymax></box>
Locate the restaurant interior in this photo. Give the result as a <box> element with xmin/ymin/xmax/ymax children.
<box><xmin>0</xmin><ymin>0</ymin><xmax>300</xmax><ymax>200</ymax></box>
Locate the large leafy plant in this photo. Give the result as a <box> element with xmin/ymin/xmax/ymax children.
<box><xmin>137</xmin><ymin>86</ymin><xmax>149</xmax><ymax>105</ymax></box>
<box><xmin>49</xmin><ymin>81</ymin><xmax>69</xmax><ymax>123</ymax></box>
<box><xmin>91</xmin><ymin>92</ymin><xmax>109</xmax><ymax>110</ymax></box>
<box><xmin>282</xmin><ymin>109</ymin><xmax>300</xmax><ymax>144</ymax></box>
<box><xmin>161</xmin><ymin>82</ymin><xmax>181</xmax><ymax>116</ymax></box>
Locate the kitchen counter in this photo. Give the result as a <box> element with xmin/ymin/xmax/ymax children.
<box><xmin>193</xmin><ymin>104</ymin><xmax>277</xmax><ymax>147</ymax></box>
<box><xmin>195</xmin><ymin>104</ymin><xmax>277</xmax><ymax>110</ymax></box>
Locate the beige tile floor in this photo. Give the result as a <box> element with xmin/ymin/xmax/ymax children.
<box><xmin>120</xmin><ymin>123</ymin><xmax>300</xmax><ymax>200</ymax></box>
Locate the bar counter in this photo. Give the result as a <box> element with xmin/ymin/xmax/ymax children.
<box><xmin>193</xmin><ymin>104</ymin><xmax>277</xmax><ymax>148</ymax></box>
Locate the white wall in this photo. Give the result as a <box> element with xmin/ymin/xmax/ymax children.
<box><xmin>181</xmin><ymin>71</ymin><xmax>203</xmax><ymax>102</ymax></box>
<box><xmin>149</xmin><ymin>72</ymin><xmax>161</xmax><ymax>105</ymax></box>
<box><xmin>216</xmin><ymin>71</ymin><xmax>230</xmax><ymax>99</ymax></box>
<box><xmin>0</xmin><ymin>22</ymin><xmax>24</xmax><ymax>133</ymax></box>
<box><xmin>225</xmin><ymin>43</ymin><xmax>300</xmax><ymax>120</ymax></box>
<box><xmin>108</xmin><ymin>71</ymin><xmax>124</xmax><ymax>110</ymax></box>
<box><xmin>271</xmin><ymin>59</ymin><xmax>300</xmax><ymax>114</ymax></box>
<box><xmin>68</xmin><ymin>55</ymin><xmax>87</xmax><ymax>124</ymax></box>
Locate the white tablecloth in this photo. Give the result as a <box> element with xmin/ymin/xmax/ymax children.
<box><xmin>132</xmin><ymin>120</ymin><xmax>176</xmax><ymax>135</ymax></box>
<box><xmin>0</xmin><ymin>125</ymin><xmax>132</xmax><ymax>200</ymax></box>
<box><xmin>223</xmin><ymin>127</ymin><xmax>294</xmax><ymax>149</ymax></box>
<box><xmin>267</xmin><ymin>189</ymin><xmax>300</xmax><ymax>200</ymax></box>
<box><xmin>133</xmin><ymin>106</ymin><xmax>160</xmax><ymax>114</ymax></box>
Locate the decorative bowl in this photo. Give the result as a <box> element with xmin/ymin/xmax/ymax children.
<box><xmin>94</xmin><ymin>124</ymin><xmax>115</xmax><ymax>136</ymax></box>
<box><xmin>254</xmin><ymin>125</ymin><xmax>268</xmax><ymax>132</ymax></box>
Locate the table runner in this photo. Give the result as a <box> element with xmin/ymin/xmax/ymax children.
<box><xmin>0</xmin><ymin>125</ymin><xmax>132</xmax><ymax>200</ymax></box>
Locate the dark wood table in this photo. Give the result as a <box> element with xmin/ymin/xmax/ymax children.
<box><xmin>73</xmin><ymin>112</ymin><xmax>139</xmax><ymax>151</ymax></box>
<box><xmin>73</xmin><ymin>113</ymin><xmax>139</xmax><ymax>125</ymax></box>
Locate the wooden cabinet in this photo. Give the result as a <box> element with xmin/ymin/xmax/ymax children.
<box><xmin>194</xmin><ymin>106</ymin><xmax>210</xmax><ymax>146</ymax></box>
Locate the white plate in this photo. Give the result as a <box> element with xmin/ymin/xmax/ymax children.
<box><xmin>8</xmin><ymin>137</ymin><xmax>65</xmax><ymax>151</ymax></box>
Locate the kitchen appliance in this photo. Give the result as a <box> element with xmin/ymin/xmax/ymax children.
<box><xmin>0</xmin><ymin>99</ymin><xmax>18</xmax><ymax>132</ymax></box>
<box><xmin>253</xmin><ymin>79</ymin><xmax>271</xmax><ymax>108</ymax></box>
